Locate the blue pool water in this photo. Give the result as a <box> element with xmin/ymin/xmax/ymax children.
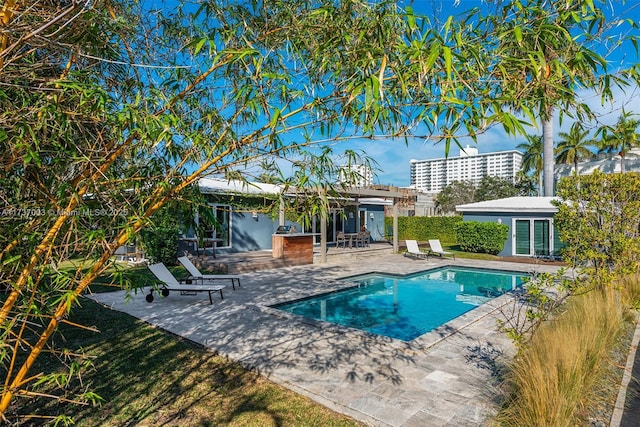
<box><xmin>273</xmin><ymin>267</ymin><xmax>529</xmax><ymax>341</ymax></box>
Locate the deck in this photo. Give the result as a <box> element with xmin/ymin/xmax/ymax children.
<box><xmin>190</xmin><ymin>241</ymin><xmax>397</xmax><ymax>274</ymax></box>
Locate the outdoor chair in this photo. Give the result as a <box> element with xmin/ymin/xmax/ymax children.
<box><xmin>356</xmin><ymin>231</ymin><xmax>370</xmax><ymax>248</ymax></box>
<box><xmin>178</xmin><ymin>256</ymin><xmax>241</xmax><ymax>290</ymax></box>
<box><xmin>336</xmin><ymin>231</ymin><xmax>347</xmax><ymax>248</ymax></box>
<box><xmin>404</xmin><ymin>240</ymin><xmax>429</xmax><ymax>259</ymax></box>
<box><xmin>147</xmin><ymin>262</ymin><xmax>225</xmax><ymax>304</ymax></box>
<box><xmin>428</xmin><ymin>239</ymin><xmax>455</xmax><ymax>260</ymax></box>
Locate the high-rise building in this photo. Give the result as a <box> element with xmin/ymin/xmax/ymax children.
<box><xmin>410</xmin><ymin>145</ymin><xmax>523</xmax><ymax>192</ymax></box>
<box><xmin>338</xmin><ymin>164</ymin><xmax>373</xmax><ymax>187</ymax></box>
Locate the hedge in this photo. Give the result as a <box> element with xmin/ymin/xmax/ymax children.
<box><xmin>455</xmin><ymin>221</ymin><xmax>509</xmax><ymax>255</ymax></box>
<box><xmin>384</xmin><ymin>216</ymin><xmax>462</xmax><ymax>245</ymax></box>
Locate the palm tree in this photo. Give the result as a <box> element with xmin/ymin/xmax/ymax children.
<box><xmin>596</xmin><ymin>111</ymin><xmax>640</xmax><ymax>173</ymax></box>
<box><xmin>517</xmin><ymin>135</ymin><xmax>544</xmax><ymax>195</ymax></box>
<box><xmin>482</xmin><ymin>1</ymin><xmax>610</xmax><ymax>196</ymax></box>
<box><xmin>555</xmin><ymin>123</ymin><xmax>594</xmax><ymax>174</ymax></box>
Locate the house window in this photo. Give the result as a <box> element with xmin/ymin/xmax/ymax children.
<box><xmin>200</xmin><ymin>204</ymin><xmax>231</xmax><ymax>248</ymax></box>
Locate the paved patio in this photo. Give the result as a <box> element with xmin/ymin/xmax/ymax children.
<box><xmin>91</xmin><ymin>255</ymin><xmax>565</xmax><ymax>426</ymax></box>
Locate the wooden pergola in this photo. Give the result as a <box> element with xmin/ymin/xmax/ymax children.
<box><xmin>279</xmin><ymin>186</ymin><xmax>408</xmax><ymax>264</ymax></box>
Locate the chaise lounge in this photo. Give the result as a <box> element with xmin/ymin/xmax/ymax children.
<box><xmin>178</xmin><ymin>256</ymin><xmax>241</xmax><ymax>290</ymax></box>
<box><xmin>404</xmin><ymin>239</ymin><xmax>429</xmax><ymax>259</ymax></box>
<box><xmin>428</xmin><ymin>239</ymin><xmax>455</xmax><ymax>260</ymax></box>
<box><xmin>147</xmin><ymin>262</ymin><xmax>226</xmax><ymax>304</ymax></box>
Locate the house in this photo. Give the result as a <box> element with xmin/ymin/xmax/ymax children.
<box><xmin>555</xmin><ymin>148</ymin><xmax>640</xmax><ymax>180</ymax></box>
<box><xmin>187</xmin><ymin>177</ymin><xmax>403</xmax><ymax>259</ymax></box>
<box><xmin>456</xmin><ymin>196</ymin><xmax>563</xmax><ymax>258</ymax></box>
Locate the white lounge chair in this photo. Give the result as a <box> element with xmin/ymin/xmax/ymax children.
<box><xmin>428</xmin><ymin>239</ymin><xmax>455</xmax><ymax>260</ymax></box>
<box><xmin>147</xmin><ymin>263</ymin><xmax>225</xmax><ymax>304</ymax></box>
<box><xmin>178</xmin><ymin>256</ymin><xmax>241</xmax><ymax>290</ymax></box>
<box><xmin>404</xmin><ymin>240</ymin><xmax>429</xmax><ymax>259</ymax></box>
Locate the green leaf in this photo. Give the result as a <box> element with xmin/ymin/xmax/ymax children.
<box><xmin>514</xmin><ymin>26</ymin><xmax>522</xmax><ymax>44</ymax></box>
<box><xmin>270</xmin><ymin>108</ymin><xmax>281</xmax><ymax>130</ymax></box>
<box><xmin>442</xmin><ymin>46</ymin><xmax>452</xmax><ymax>79</ymax></box>
<box><xmin>406</xmin><ymin>6</ymin><xmax>416</xmax><ymax>30</ymax></box>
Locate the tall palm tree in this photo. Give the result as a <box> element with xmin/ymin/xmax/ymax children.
<box><xmin>555</xmin><ymin>122</ymin><xmax>594</xmax><ymax>174</ymax></box>
<box><xmin>481</xmin><ymin>1</ymin><xmax>610</xmax><ymax>196</ymax></box>
<box><xmin>517</xmin><ymin>135</ymin><xmax>544</xmax><ymax>195</ymax></box>
<box><xmin>596</xmin><ymin>111</ymin><xmax>640</xmax><ymax>173</ymax></box>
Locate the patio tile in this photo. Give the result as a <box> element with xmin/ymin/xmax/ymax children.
<box><xmin>91</xmin><ymin>254</ymin><xmax>566</xmax><ymax>426</ymax></box>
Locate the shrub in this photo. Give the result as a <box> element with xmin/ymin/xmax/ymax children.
<box><xmin>494</xmin><ymin>286</ymin><xmax>629</xmax><ymax>426</ymax></box>
<box><xmin>455</xmin><ymin>221</ymin><xmax>508</xmax><ymax>254</ymax></box>
<box><xmin>138</xmin><ymin>200</ymin><xmax>185</xmax><ymax>266</ymax></box>
<box><xmin>385</xmin><ymin>215</ymin><xmax>462</xmax><ymax>245</ymax></box>
<box><xmin>139</xmin><ymin>226</ymin><xmax>180</xmax><ymax>265</ymax></box>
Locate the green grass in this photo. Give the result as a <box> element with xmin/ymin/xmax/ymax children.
<box><xmin>15</xmin><ymin>298</ymin><xmax>365</xmax><ymax>426</ymax></box>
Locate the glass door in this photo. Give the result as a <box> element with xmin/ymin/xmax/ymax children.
<box><xmin>514</xmin><ymin>220</ymin><xmax>531</xmax><ymax>255</ymax></box>
<box><xmin>534</xmin><ymin>220</ymin><xmax>550</xmax><ymax>256</ymax></box>
<box><xmin>513</xmin><ymin>218</ymin><xmax>552</xmax><ymax>256</ymax></box>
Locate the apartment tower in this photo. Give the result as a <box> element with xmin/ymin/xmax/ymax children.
<box><xmin>410</xmin><ymin>146</ymin><xmax>523</xmax><ymax>192</ymax></box>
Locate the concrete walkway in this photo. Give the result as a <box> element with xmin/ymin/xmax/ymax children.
<box><xmin>92</xmin><ymin>255</ymin><xmax>564</xmax><ymax>426</ymax></box>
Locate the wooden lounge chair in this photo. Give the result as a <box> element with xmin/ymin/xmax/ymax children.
<box><xmin>404</xmin><ymin>240</ymin><xmax>429</xmax><ymax>259</ymax></box>
<box><xmin>428</xmin><ymin>239</ymin><xmax>455</xmax><ymax>260</ymax></box>
<box><xmin>178</xmin><ymin>256</ymin><xmax>241</xmax><ymax>290</ymax></box>
<box><xmin>147</xmin><ymin>263</ymin><xmax>225</xmax><ymax>304</ymax></box>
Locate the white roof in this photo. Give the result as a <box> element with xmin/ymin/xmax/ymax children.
<box><xmin>456</xmin><ymin>196</ymin><xmax>558</xmax><ymax>213</ymax></box>
<box><xmin>358</xmin><ymin>197</ymin><xmax>393</xmax><ymax>206</ymax></box>
<box><xmin>199</xmin><ymin>177</ymin><xmax>283</xmax><ymax>195</ymax></box>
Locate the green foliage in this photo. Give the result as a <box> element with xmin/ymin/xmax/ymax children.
<box><xmin>3</xmin><ymin>0</ymin><xmax>640</xmax><ymax>421</ymax></box>
<box><xmin>435</xmin><ymin>176</ymin><xmax>520</xmax><ymax>214</ymax></box>
<box><xmin>435</xmin><ymin>181</ymin><xmax>475</xmax><ymax>214</ymax></box>
<box><xmin>386</xmin><ymin>216</ymin><xmax>462</xmax><ymax>245</ymax></box>
<box><xmin>596</xmin><ymin>111</ymin><xmax>640</xmax><ymax>173</ymax></box>
<box><xmin>517</xmin><ymin>134</ymin><xmax>544</xmax><ymax>194</ymax></box>
<box><xmin>455</xmin><ymin>221</ymin><xmax>509</xmax><ymax>255</ymax></box>
<box><xmin>139</xmin><ymin>227</ymin><xmax>179</xmax><ymax>266</ymax></box>
<box><xmin>475</xmin><ymin>175</ymin><xmax>520</xmax><ymax>202</ymax></box>
<box><xmin>555</xmin><ymin>122</ymin><xmax>594</xmax><ymax>174</ymax></box>
<box><xmin>497</xmin><ymin>270</ymin><xmax>578</xmax><ymax>348</ymax></box>
<box><xmin>553</xmin><ymin>171</ymin><xmax>640</xmax><ymax>285</ymax></box>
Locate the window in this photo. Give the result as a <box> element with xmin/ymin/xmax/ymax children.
<box><xmin>200</xmin><ymin>204</ymin><xmax>231</xmax><ymax>247</ymax></box>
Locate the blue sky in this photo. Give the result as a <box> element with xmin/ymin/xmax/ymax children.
<box><xmin>349</xmin><ymin>0</ymin><xmax>640</xmax><ymax>187</ymax></box>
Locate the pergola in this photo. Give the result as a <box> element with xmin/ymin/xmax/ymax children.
<box><xmin>279</xmin><ymin>186</ymin><xmax>408</xmax><ymax>264</ymax></box>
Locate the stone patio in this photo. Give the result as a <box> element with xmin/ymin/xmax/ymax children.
<box><xmin>91</xmin><ymin>255</ymin><xmax>565</xmax><ymax>426</ymax></box>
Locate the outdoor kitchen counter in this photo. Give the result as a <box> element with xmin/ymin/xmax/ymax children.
<box><xmin>271</xmin><ymin>233</ymin><xmax>314</xmax><ymax>265</ymax></box>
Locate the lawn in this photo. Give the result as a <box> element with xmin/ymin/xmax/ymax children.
<box><xmin>15</xmin><ymin>296</ymin><xmax>365</xmax><ymax>426</ymax></box>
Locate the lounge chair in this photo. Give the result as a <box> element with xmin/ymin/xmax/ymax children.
<box><xmin>428</xmin><ymin>239</ymin><xmax>455</xmax><ymax>260</ymax></box>
<box><xmin>147</xmin><ymin>262</ymin><xmax>225</xmax><ymax>304</ymax></box>
<box><xmin>404</xmin><ymin>240</ymin><xmax>429</xmax><ymax>259</ymax></box>
<box><xmin>178</xmin><ymin>256</ymin><xmax>241</xmax><ymax>290</ymax></box>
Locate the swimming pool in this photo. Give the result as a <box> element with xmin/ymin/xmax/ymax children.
<box><xmin>272</xmin><ymin>267</ymin><xmax>529</xmax><ymax>341</ymax></box>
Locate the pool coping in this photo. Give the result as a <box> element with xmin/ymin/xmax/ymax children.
<box><xmin>257</xmin><ymin>266</ymin><xmax>532</xmax><ymax>352</ymax></box>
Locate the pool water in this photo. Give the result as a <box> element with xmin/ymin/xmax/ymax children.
<box><xmin>272</xmin><ymin>267</ymin><xmax>529</xmax><ymax>341</ymax></box>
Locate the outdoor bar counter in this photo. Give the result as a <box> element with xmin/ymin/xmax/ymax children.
<box><xmin>272</xmin><ymin>233</ymin><xmax>314</xmax><ymax>265</ymax></box>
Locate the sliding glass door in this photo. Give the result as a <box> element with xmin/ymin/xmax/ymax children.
<box><xmin>513</xmin><ymin>218</ymin><xmax>552</xmax><ymax>256</ymax></box>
